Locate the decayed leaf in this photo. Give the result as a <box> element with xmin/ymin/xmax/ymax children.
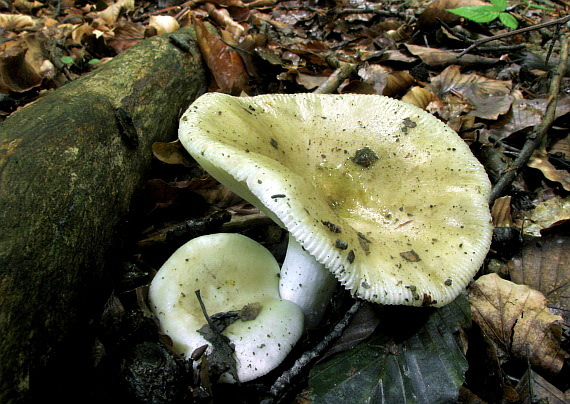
<box><xmin>516</xmin><ymin>369</ymin><xmax>570</xmax><ymax>403</ymax></box>
<box><xmin>405</xmin><ymin>44</ymin><xmax>500</xmax><ymax>68</ymax></box>
<box><xmin>0</xmin><ymin>13</ymin><xmax>35</xmax><ymax>30</ymax></box>
<box><xmin>13</xmin><ymin>0</ymin><xmax>43</xmax><ymax>11</ymax></box>
<box><xmin>427</xmin><ymin>65</ymin><xmax>513</xmax><ymax>120</ymax></box>
<box><xmin>152</xmin><ymin>140</ymin><xmax>194</xmax><ymax>167</ymax></box>
<box><xmin>469</xmin><ymin>273</ymin><xmax>566</xmax><ymax>374</ymax></box>
<box><xmin>309</xmin><ymin>296</ymin><xmax>471</xmax><ymax>403</ymax></box>
<box><xmin>487</xmin><ymin>97</ymin><xmax>570</xmax><ymax>141</ymax></box>
<box><xmin>0</xmin><ymin>42</ymin><xmax>43</xmax><ymax>93</ymax></box>
<box><xmin>523</xmin><ymin>196</ymin><xmax>570</xmax><ymax>237</ymax></box>
<box><xmin>92</xmin><ymin>0</ymin><xmax>136</xmax><ymax>26</ymax></box>
<box><xmin>193</xmin><ymin>16</ymin><xmax>250</xmax><ymax>95</ymax></box>
<box><xmin>511</xmin><ymin>235</ymin><xmax>570</xmax><ymax>325</ymax></box>
<box><xmin>491</xmin><ymin>195</ymin><xmax>514</xmax><ymax>227</ymax></box>
<box><xmin>416</xmin><ymin>0</ymin><xmax>488</xmax><ymax>33</ymax></box>
<box><xmin>528</xmin><ymin>150</ymin><xmax>570</xmax><ymax>192</ymax></box>
<box><xmin>400</xmin><ymin>86</ymin><xmax>435</xmax><ymax>109</ymax></box>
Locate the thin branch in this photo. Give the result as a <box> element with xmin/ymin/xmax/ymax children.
<box><xmin>262</xmin><ymin>300</ymin><xmax>364</xmax><ymax>403</ymax></box>
<box><xmin>455</xmin><ymin>15</ymin><xmax>570</xmax><ymax>58</ymax></box>
<box><xmin>489</xmin><ymin>34</ymin><xmax>569</xmax><ymax>204</ymax></box>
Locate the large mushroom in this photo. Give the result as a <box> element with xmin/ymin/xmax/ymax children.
<box><xmin>178</xmin><ymin>93</ymin><xmax>493</xmax><ymax>326</ymax></box>
<box><xmin>149</xmin><ymin>233</ymin><xmax>304</xmax><ymax>382</ymax></box>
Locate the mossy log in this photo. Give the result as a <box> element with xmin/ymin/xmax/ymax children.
<box><xmin>0</xmin><ymin>28</ymin><xmax>206</xmax><ymax>402</ymax></box>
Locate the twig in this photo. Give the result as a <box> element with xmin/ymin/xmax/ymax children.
<box><xmin>262</xmin><ymin>300</ymin><xmax>364</xmax><ymax>403</ymax></box>
<box><xmin>489</xmin><ymin>34</ymin><xmax>569</xmax><ymax>204</ymax></box>
<box><xmin>313</xmin><ymin>56</ymin><xmax>357</xmax><ymax>94</ymax></box>
<box><xmin>455</xmin><ymin>15</ymin><xmax>570</xmax><ymax>58</ymax></box>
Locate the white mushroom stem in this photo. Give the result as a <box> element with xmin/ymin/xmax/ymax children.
<box><xmin>279</xmin><ymin>236</ymin><xmax>338</xmax><ymax>328</ymax></box>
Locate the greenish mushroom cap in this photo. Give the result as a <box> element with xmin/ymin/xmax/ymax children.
<box><xmin>179</xmin><ymin>93</ymin><xmax>493</xmax><ymax>307</ymax></box>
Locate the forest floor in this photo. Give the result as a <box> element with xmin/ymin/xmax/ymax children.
<box><xmin>1</xmin><ymin>0</ymin><xmax>569</xmax><ymax>402</ymax></box>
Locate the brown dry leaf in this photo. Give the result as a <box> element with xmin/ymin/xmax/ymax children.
<box><xmin>193</xmin><ymin>15</ymin><xmax>250</xmax><ymax>95</ymax></box>
<box><xmin>415</xmin><ymin>0</ymin><xmax>488</xmax><ymax>33</ymax></box>
<box><xmin>491</xmin><ymin>195</ymin><xmax>514</xmax><ymax>227</ymax></box>
<box><xmin>0</xmin><ymin>42</ymin><xmax>43</xmax><ymax>93</ymax></box>
<box><xmin>400</xmin><ymin>86</ymin><xmax>435</xmax><ymax>109</ymax></box>
<box><xmin>152</xmin><ymin>140</ymin><xmax>194</xmax><ymax>167</ymax></box>
<box><xmin>487</xmin><ymin>96</ymin><xmax>570</xmax><ymax>141</ymax></box>
<box><xmin>0</xmin><ymin>13</ymin><xmax>35</xmax><ymax>30</ymax></box>
<box><xmin>383</xmin><ymin>70</ymin><xmax>415</xmax><ymax>97</ymax></box>
<box><xmin>427</xmin><ymin>65</ymin><xmax>513</xmax><ymax>120</ymax></box>
<box><xmin>204</xmin><ymin>3</ymin><xmax>244</xmax><ymax>41</ymax></box>
<box><xmin>405</xmin><ymin>44</ymin><xmax>500</xmax><ymax>68</ymax></box>
<box><xmin>469</xmin><ymin>273</ymin><xmax>567</xmax><ymax>374</ymax></box>
<box><xmin>510</xmin><ymin>235</ymin><xmax>570</xmax><ymax>325</ymax></box>
<box><xmin>13</xmin><ymin>0</ymin><xmax>43</xmax><ymax>11</ymax></box>
<box><xmin>528</xmin><ymin>150</ymin><xmax>570</xmax><ymax>192</ymax></box>
<box><xmin>92</xmin><ymin>0</ymin><xmax>136</xmax><ymax>26</ymax></box>
<box><xmin>523</xmin><ymin>196</ymin><xmax>570</xmax><ymax>237</ymax></box>
<box><xmin>516</xmin><ymin>369</ymin><xmax>570</xmax><ymax>403</ymax></box>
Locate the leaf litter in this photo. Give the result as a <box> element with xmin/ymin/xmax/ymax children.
<box><xmin>1</xmin><ymin>0</ymin><xmax>570</xmax><ymax>402</ymax></box>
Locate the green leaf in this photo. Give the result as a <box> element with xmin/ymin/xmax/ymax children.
<box><xmin>446</xmin><ymin>6</ymin><xmax>500</xmax><ymax>23</ymax></box>
<box><xmin>490</xmin><ymin>0</ymin><xmax>507</xmax><ymax>12</ymax></box>
<box><xmin>499</xmin><ymin>12</ymin><xmax>518</xmax><ymax>29</ymax></box>
<box><xmin>308</xmin><ymin>295</ymin><xmax>471</xmax><ymax>404</ymax></box>
<box><xmin>60</xmin><ymin>56</ymin><xmax>74</xmax><ymax>64</ymax></box>
<box><xmin>87</xmin><ymin>58</ymin><xmax>100</xmax><ymax>65</ymax></box>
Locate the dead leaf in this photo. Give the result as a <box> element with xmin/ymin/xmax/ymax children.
<box><xmin>510</xmin><ymin>235</ymin><xmax>570</xmax><ymax>325</ymax></box>
<box><xmin>193</xmin><ymin>15</ymin><xmax>250</xmax><ymax>95</ymax></box>
<box><xmin>528</xmin><ymin>150</ymin><xmax>570</xmax><ymax>192</ymax></box>
<box><xmin>0</xmin><ymin>13</ymin><xmax>35</xmax><ymax>30</ymax></box>
<box><xmin>405</xmin><ymin>44</ymin><xmax>500</xmax><ymax>68</ymax></box>
<box><xmin>523</xmin><ymin>196</ymin><xmax>570</xmax><ymax>237</ymax></box>
<box><xmin>415</xmin><ymin>0</ymin><xmax>488</xmax><ymax>33</ymax></box>
<box><xmin>152</xmin><ymin>140</ymin><xmax>195</xmax><ymax>167</ymax></box>
<box><xmin>469</xmin><ymin>273</ymin><xmax>566</xmax><ymax>375</ymax></box>
<box><xmin>400</xmin><ymin>86</ymin><xmax>435</xmax><ymax>109</ymax></box>
<box><xmin>427</xmin><ymin>65</ymin><xmax>513</xmax><ymax>120</ymax></box>
<box><xmin>491</xmin><ymin>196</ymin><xmax>514</xmax><ymax>227</ymax></box>
<box><xmin>515</xmin><ymin>369</ymin><xmax>570</xmax><ymax>403</ymax></box>
<box><xmin>487</xmin><ymin>96</ymin><xmax>570</xmax><ymax>142</ymax></box>
<box><xmin>91</xmin><ymin>0</ymin><xmax>135</xmax><ymax>26</ymax></box>
<box><xmin>0</xmin><ymin>42</ymin><xmax>43</xmax><ymax>93</ymax></box>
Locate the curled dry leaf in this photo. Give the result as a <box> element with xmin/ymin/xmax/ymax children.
<box><xmin>491</xmin><ymin>196</ymin><xmax>514</xmax><ymax>227</ymax></box>
<box><xmin>528</xmin><ymin>150</ymin><xmax>570</xmax><ymax>192</ymax></box>
<box><xmin>92</xmin><ymin>0</ymin><xmax>136</xmax><ymax>26</ymax></box>
<box><xmin>0</xmin><ymin>42</ymin><xmax>43</xmax><ymax>93</ymax></box>
<box><xmin>523</xmin><ymin>196</ymin><xmax>570</xmax><ymax>237</ymax></box>
<box><xmin>405</xmin><ymin>44</ymin><xmax>500</xmax><ymax>68</ymax></box>
<box><xmin>400</xmin><ymin>86</ymin><xmax>435</xmax><ymax>109</ymax></box>
<box><xmin>13</xmin><ymin>0</ymin><xmax>43</xmax><ymax>11</ymax></box>
<box><xmin>192</xmin><ymin>16</ymin><xmax>250</xmax><ymax>95</ymax></box>
<box><xmin>469</xmin><ymin>273</ymin><xmax>567</xmax><ymax>375</ymax></box>
<box><xmin>510</xmin><ymin>235</ymin><xmax>570</xmax><ymax>325</ymax></box>
<box><xmin>427</xmin><ymin>65</ymin><xmax>513</xmax><ymax>120</ymax></box>
<box><xmin>152</xmin><ymin>140</ymin><xmax>194</xmax><ymax>167</ymax></box>
<box><xmin>0</xmin><ymin>13</ymin><xmax>35</xmax><ymax>30</ymax></box>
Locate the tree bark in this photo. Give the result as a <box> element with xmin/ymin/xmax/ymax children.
<box><xmin>0</xmin><ymin>27</ymin><xmax>206</xmax><ymax>402</ymax></box>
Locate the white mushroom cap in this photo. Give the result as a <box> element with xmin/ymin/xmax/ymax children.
<box><xmin>178</xmin><ymin>93</ymin><xmax>493</xmax><ymax>307</ymax></box>
<box><xmin>149</xmin><ymin>233</ymin><xmax>304</xmax><ymax>382</ymax></box>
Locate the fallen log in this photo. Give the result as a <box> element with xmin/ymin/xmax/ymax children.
<box><xmin>0</xmin><ymin>27</ymin><xmax>206</xmax><ymax>402</ymax></box>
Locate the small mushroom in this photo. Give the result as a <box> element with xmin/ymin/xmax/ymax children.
<box><xmin>149</xmin><ymin>233</ymin><xmax>304</xmax><ymax>382</ymax></box>
<box><xmin>178</xmin><ymin>93</ymin><xmax>493</xmax><ymax>325</ymax></box>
